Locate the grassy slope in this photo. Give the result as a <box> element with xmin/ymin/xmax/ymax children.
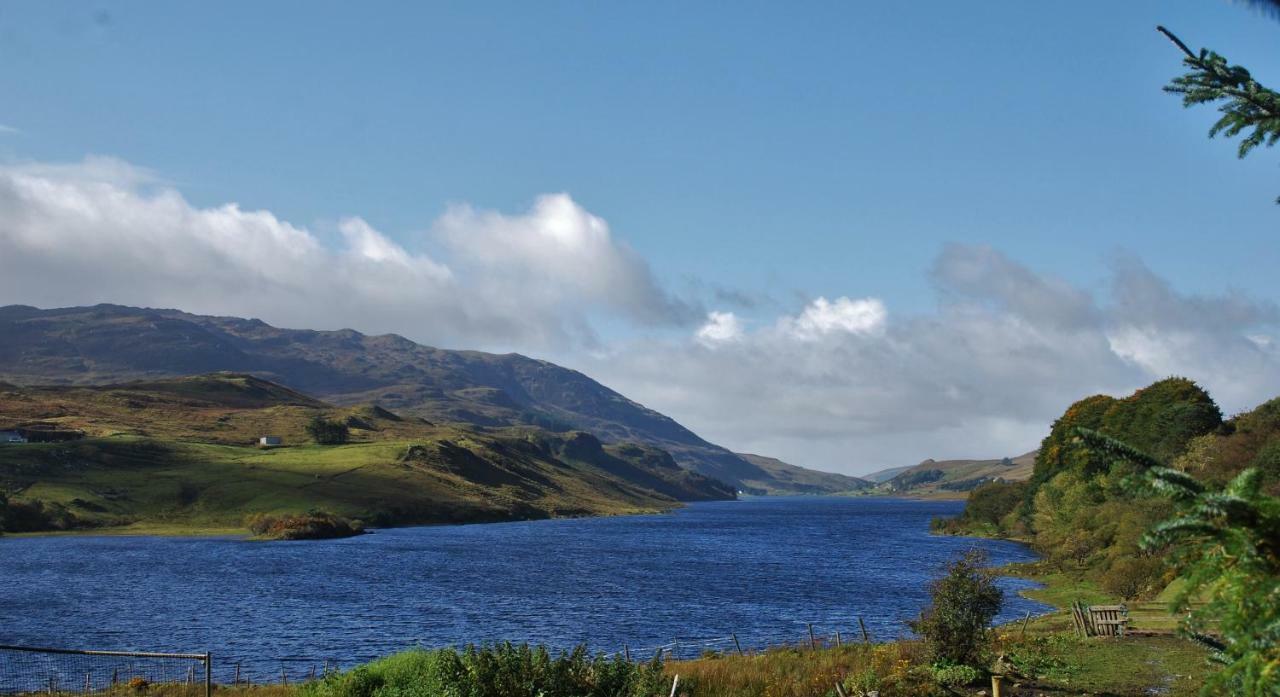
<box><xmin>0</xmin><ymin>374</ymin><xmax>735</xmax><ymax>534</ymax></box>
<box><xmin>734</xmin><ymin>453</ymin><xmax>868</xmax><ymax>494</ymax></box>
<box><xmin>870</xmin><ymin>450</ymin><xmax>1037</xmax><ymax>499</ymax></box>
<box><xmin>0</xmin><ymin>305</ymin><xmax>809</xmax><ymax>493</ymax></box>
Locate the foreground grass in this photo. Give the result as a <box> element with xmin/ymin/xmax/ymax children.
<box><xmin>261</xmin><ymin>571</ymin><xmax>1211</xmax><ymax>697</ymax></box>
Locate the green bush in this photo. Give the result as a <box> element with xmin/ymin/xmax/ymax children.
<box><xmin>909</xmin><ymin>549</ymin><xmax>1002</xmax><ymax>669</ymax></box>
<box><xmin>1099</xmin><ymin>555</ymin><xmax>1163</xmax><ymax>600</ymax></box>
<box><xmin>928</xmin><ymin>661</ymin><xmax>981</xmax><ymax>688</ymax></box>
<box><xmin>301</xmin><ymin>643</ymin><xmax>666</xmax><ymax>697</ymax></box>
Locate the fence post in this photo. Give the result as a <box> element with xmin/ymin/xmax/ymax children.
<box><xmin>204</xmin><ymin>654</ymin><xmax>211</xmax><ymax>697</ymax></box>
<box><xmin>732</xmin><ymin>634</ymin><xmax>742</xmax><ymax>656</ymax></box>
<box><xmin>835</xmin><ymin>631</ymin><xmax>842</xmax><ymax>648</ymax></box>
<box><xmin>807</xmin><ymin>623</ymin><xmax>817</xmax><ymax>649</ymax></box>
<box><xmin>858</xmin><ymin>616</ymin><xmax>870</xmax><ymax>643</ymax></box>
<box><xmin>624</xmin><ymin>645</ymin><xmax>631</xmax><ymax>662</ymax></box>
<box><xmin>668</xmin><ymin>674</ymin><xmax>679</xmax><ymax>697</ymax></box>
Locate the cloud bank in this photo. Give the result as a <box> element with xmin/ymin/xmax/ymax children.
<box><xmin>574</xmin><ymin>244</ymin><xmax>1280</xmax><ymax>473</ymax></box>
<box><xmin>0</xmin><ymin>157</ymin><xmax>694</xmax><ymax>349</ymax></box>
<box><xmin>3</xmin><ymin>156</ymin><xmax>1278</xmax><ymax>473</ymax></box>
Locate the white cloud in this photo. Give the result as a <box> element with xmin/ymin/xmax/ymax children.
<box><xmin>433</xmin><ymin>193</ymin><xmax>696</xmax><ymax>327</ymax></box>
<box><xmin>573</xmin><ymin>245</ymin><xmax>1280</xmax><ymax>475</ymax></box>
<box><xmin>695</xmin><ymin>311</ymin><xmax>744</xmax><ymax>346</ymax></box>
<box><xmin>0</xmin><ymin>124</ymin><xmax>19</xmax><ymax>135</ymax></box>
<box><xmin>782</xmin><ymin>296</ymin><xmax>887</xmax><ymax>340</ymax></box>
<box><xmin>0</xmin><ymin>157</ymin><xmax>694</xmax><ymax>349</ymax></box>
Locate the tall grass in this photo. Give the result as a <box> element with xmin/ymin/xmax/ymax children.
<box><xmin>300</xmin><ymin>643</ymin><xmax>665</xmax><ymax>697</ymax></box>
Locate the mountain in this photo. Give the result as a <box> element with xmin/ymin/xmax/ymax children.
<box><xmin>734</xmin><ymin>453</ymin><xmax>868</xmax><ymax>494</ymax></box>
<box><xmin>0</xmin><ymin>373</ymin><xmax>735</xmax><ymax>534</ymax></box>
<box><xmin>874</xmin><ymin>450</ymin><xmax>1037</xmax><ymax>498</ymax></box>
<box><xmin>0</xmin><ymin>304</ymin><xmax>838</xmax><ymax>493</ymax></box>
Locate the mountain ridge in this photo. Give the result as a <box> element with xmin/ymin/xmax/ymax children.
<box><xmin>0</xmin><ymin>304</ymin><xmax>847</xmax><ymax>493</ymax></box>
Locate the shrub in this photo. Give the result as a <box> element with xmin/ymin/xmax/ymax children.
<box><xmin>909</xmin><ymin>549</ymin><xmax>1003</xmax><ymax>669</ymax></box>
<box><xmin>1099</xmin><ymin>555</ymin><xmax>1163</xmax><ymax>600</ymax></box>
<box><xmin>928</xmin><ymin>661</ymin><xmax>981</xmax><ymax>688</ymax></box>
<box><xmin>245</xmin><ymin>511</ymin><xmax>365</xmax><ymax>540</ymax></box>
<box><xmin>306</xmin><ymin>416</ymin><xmax>350</xmax><ymax>445</ymax></box>
<box><xmin>301</xmin><ymin>643</ymin><xmax>665</xmax><ymax>697</ymax></box>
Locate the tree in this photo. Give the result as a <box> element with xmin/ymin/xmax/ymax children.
<box><xmin>909</xmin><ymin>549</ymin><xmax>1003</xmax><ymax>668</ymax></box>
<box><xmin>306</xmin><ymin>416</ymin><xmax>350</xmax><ymax>445</ymax></box>
<box><xmin>1159</xmin><ymin>25</ymin><xmax>1280</xmax><ymax>201</ymax></box>
<box><xmin>1142</xmin><ymin>466</ymin><xmax>1280</xmax><ymax>695</ymax></box>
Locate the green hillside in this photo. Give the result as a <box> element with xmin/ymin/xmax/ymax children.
<box><xmin>0</xmin><ymin>374</ymin><xmax>734</xmax><ymax>535</ymax></box>
<box><xmin>871</xmin><ymin>451</ymin><xmax>1036</xmax><ymax>499</ymax></box>
<box><xmin>0</xmin><ymin>304</ymin><xmax>846</xmax><ymax>493</ymax></box>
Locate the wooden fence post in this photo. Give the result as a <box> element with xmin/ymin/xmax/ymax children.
<box><xmin>624</xmin><ymin>645</ymin><xmax>631</xmax><ymax>662</ymax></box>
<box><xmin>858</xmin><ymin>616</ymin><xmax>870</xmax><ymax>643</ymax></box>
<box><xmin>1019</xmin><ymin>611</ymin><xmax>1032</xmax><ymax>640</ymax></box>
<box><xmin>732</xmin><ymin>634</ymin><xmax>743</xmax><ymax>656</ymax></box>
<box><xmin>203</xmin><ymin>654</ymin><xmax>211</xmax><ymax>697</ymax></box>
<box><xmin>668</xmin><ymin>674</ymin><xmax>679</xmax><ymax>697</ymax></box>
<box><xmin>835</xmin><ymin>631</ymin><xmax>842</xmax><ymax>647</ymax></box>
<box><xmin>807</xmin><ymin>623</ymin><xmax>817</xmax><ymax>649</ymax></box>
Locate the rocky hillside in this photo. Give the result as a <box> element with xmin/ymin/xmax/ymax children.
<box><xmin>0</xmin><ymin>304</ymin><xmax>853</xmax><ymax>493</ymax></box>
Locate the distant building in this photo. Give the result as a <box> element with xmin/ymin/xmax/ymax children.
<box><xmin>0</xmin><ymin>430</ymin><xmax>28</xmax><ymax>444</ymax></box>
<box><xmin>259</xmin><ymin>435</ymin><xmax>283</xmax><ymax>447</ymax></box>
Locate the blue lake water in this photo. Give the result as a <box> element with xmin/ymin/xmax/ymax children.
<box><xmin>0</xmin><ymin>496</ymin><xmax>1046</xmax><ymax>683</ymax></box>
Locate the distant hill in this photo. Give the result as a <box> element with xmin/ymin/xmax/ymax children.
<box><xmin>874</xmin><ymin>451</ymin><xmax>1037</xmax><ymax>498</ymax></box>
<box><xmin>0</xmin><ymin>304</ymin><xmax>842</xmax><ymax>494</ymax></box>
<box><xmin>734</xmin><ymin>453</ymin><xmax>868</xmax><ymax>494</ymax></box>
<box><xmin>0</xmin><ymin>373</ymin><xmax>735</xmax><ymax>534</ymax></box>
<box><xmin>861</xmin><ymin>465</ymin><xmax>913</xmax><ymax>484</ymax></box>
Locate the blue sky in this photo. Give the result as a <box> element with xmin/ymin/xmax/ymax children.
<box><xmin>3</xmin><ymin>2</ymin><xmax>1280</xmax><ymax>471</ymax></box>
<box><xmin>3</xmin><ymin>1</ymin><xmax>1279</xmax><ymax>313</ymax></box>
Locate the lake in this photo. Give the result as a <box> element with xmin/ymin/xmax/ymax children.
<box><xmin>0</xmin><ymin>496</ymin><xmax>1046</xmax><ymax>683</ymax></box>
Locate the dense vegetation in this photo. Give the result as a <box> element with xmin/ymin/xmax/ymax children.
<box><xmin>301</xmin><ymin>644</ymin><xmax>666</xmax><ymax>697</ymax></box>
<box><xmin>935</xmin><ymin>378</ymin><xmax>1224</xmax><ymax>599</ymax></box>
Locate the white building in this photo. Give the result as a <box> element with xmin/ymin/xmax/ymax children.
<box><xmin>259</xmin><ymin>435</ymin><xmax>282</xmax><ymax>446</ymax></box>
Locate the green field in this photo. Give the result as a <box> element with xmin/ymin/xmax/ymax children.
<box><xmin>0</xmin><ymin>374</ymin><xmax>735</xmax><ymax>535</ymax></box>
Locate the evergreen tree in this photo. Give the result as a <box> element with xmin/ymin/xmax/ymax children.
<box><xmin>1158</xmin><ymin>25</ymin><xmax>1280</xmax><ymax>201</ymax></box>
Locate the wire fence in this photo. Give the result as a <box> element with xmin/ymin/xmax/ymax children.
<box><xmin>0</xmin><ymin>646</ymin><xmax>209</xmax><ymax>697</ymax></box>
